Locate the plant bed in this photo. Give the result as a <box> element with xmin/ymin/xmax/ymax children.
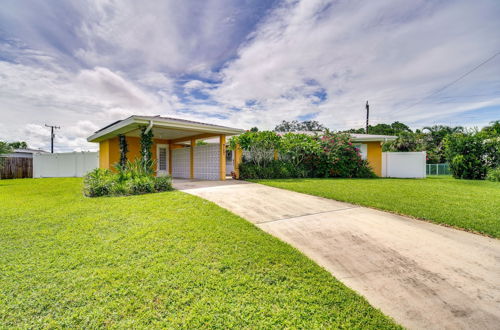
<box><xmin>84</xmin><ymin>160</ymin><xmax>173</xmax><ymax>197</ymax></box>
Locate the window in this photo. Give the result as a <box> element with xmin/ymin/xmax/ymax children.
<box><xmin>354</xmin><ymin>143</ymin><xmax>367</xmax><ymax>160</ymax></box>
<box><xmin>159</xmin><ymin>147</ymin><xmax>167</xmax><ymax>171</ymax></box>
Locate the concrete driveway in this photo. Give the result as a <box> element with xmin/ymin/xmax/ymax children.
<box><xmin>174</xmin><ymin>179</ymin><xmax>500</xmax><ymax>330</ymax></box>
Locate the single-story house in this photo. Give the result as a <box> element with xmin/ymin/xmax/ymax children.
<box><xmin>87</xmin><ymin>116</ymin><xmax>245</xmax><ymax>180</ymax></box>
<box><xmin>88</xmin><ymin>116</ymin><xmax>397</xmax><ymax>180</ymax></box>
<box><xmin>350</xmin><ymin>134</ymin><xmax>397</xmax><ymax>176</ymax></box>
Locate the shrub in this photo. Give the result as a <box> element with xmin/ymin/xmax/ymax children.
<box><xmin>280</xmin><ymin>133</ymin><xmax>321</xmax><ymax>167</ymax></box>
<box><xmin>127</xmin><ymin>176</ymin><xmax>155</xmax><ymax>194</ymax></box>
<box><xmin>486</xmin><ymin>167</ymin><xmax>500</xmax><ymax>182</ymax></box>
<box><xmin>83</xmin><ymin>159</ymin><xmax>173</xmax><ymax>197</ymax></box>
<box><xmin>229</xmin><ymin>131</ymin><xmax>281</xmax><ymax>167</ymax></box>
<box><xmin>307</xmin><ymin>133</ymin><xmax>375</xmax><ymax>178</ymax></box>
<box><xmin>444</xmin><ymin>133</ymin><xmax>488</xmax><ymax>180</ymax></box>
<box><xmin>83</xmin><ymin>168</ymin><xmax>115</xmax><ymax>197</ymax></box>
<box><xmin>154</xmin><ymin>176</ymin><xmax>173</xmax><ymax>192</ymax></box>
<box><xmin>238</xmin><ymin>160</ymin><xmax>306</xmax><ymax>180</ymax></box>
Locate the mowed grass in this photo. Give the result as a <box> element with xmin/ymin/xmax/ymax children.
<box><xmin>0</xmin><ymin>178</ymin><xmax>399</xmax><ymax>328</ymax></box>
<box><xmin>255</xmin><ymin>176</ymin><xmax>500</xmax><ymax>238</ymax></box>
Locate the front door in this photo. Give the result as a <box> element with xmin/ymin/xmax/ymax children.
<box><xmin>156</xmin><ymin>144</ymin><xmax>169</xmax><ymax>176</ymax></box>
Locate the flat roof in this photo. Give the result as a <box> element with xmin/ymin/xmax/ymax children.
<box><xmin>350</xmin><ymin>134</ymin><xmax>397</xmax><ymax>142</ymax></box>
<box><xmin>87</xmin><ymin>115</ymin><xmax>245</xmax><ymax>143</ymax></box>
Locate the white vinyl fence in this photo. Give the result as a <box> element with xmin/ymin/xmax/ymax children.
<box><xmin>382</xmin><ymin>152</ymin><xmax>426</xmax><ymax>178</ymax></box>
<box><xmin>33</xmin><ymin>152</ymin><xmax>98</xmax><ymax>178</ymax></box>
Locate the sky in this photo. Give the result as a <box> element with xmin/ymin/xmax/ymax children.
<box><xmin>1</xmin><ymin>0</ymin><xmax>499</xmax><ymax>152</ymax></box>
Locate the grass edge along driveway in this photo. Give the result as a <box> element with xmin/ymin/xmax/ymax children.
<box><xmin>0</xmin><ymin>178</ymin><xmax>400</xmax><ymax>329</ymax></box>
<box><xmin>254</xmin><ymin>176</ymin><xmax>500</xmax><ymax>238</ymax></box>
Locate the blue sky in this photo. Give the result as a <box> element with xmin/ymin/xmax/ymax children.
<box><xmin>1</xmin><ymin>0</ymin><xmax>499</xmax><ymax>151</ymax></box>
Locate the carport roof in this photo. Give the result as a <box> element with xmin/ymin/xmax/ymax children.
<box><xmin>87</xmin><ymin>115</ymin><xmax>245</xmax><ymax>143</ymax></box>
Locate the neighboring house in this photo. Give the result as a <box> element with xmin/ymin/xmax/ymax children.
<box><xmin>87</xmin><ymin>116</ymin><xmax>245</xmax><ymax>181</ymax></box>
<box><xmin>350</xmin><ymin>134</ymin><xmax>397</xmax><ymax>176</ymax></box>
<box><xmin>0</xmin><ymin>148</ymin><xmax>48</xmax><ymax>179</ymax></box>
<box><xmin>3</xmin><ymin>148</ymin><xmax>48</xmax><ymax>158</ymax></box>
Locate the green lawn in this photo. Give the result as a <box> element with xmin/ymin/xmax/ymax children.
<box><xmin>0</xmin><ymin>178</ymin><xmax>398</xmax><ymax>328</ymax></box>
<box><xmin>254</xmin><ymin>176</ymin><xmax>500</xmax><ymax>238</ymax></box>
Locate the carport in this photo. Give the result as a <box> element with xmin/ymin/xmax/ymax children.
<box><xmin>87</xmin><ymin>115</ymin><xmax>245</xmax><ymax>180</ymax></box>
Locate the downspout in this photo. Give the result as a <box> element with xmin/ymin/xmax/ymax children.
<box><xmin>144</xmin><ymin>120</ymin><xmax>154</xmax><ymax>134</ymax></box>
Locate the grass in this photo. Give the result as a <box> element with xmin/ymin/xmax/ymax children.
<box><xmin>254</xmin><ymin>176</ymin><xmax>500</xmax><ymax>238</ymax></box>
<box><xmin>0</xmin><ymin>178</ymin><xmax>399</xmax><ymax>328</ymax></box>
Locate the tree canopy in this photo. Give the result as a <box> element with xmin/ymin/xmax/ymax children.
<box><xmin>274</xmin><ymin>120</ymin><xmax>325</xmax><ymax>132</ymax></box>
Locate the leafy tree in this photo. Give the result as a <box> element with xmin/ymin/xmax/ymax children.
<box><xmin>480</xmin><ymin>120</ymin><xmax>500</xmax><ymax>138</ymax></box>
<box><xmin>249</xmin><ymin>127</ymin><xmax>259</xmax><ymax>132</ymax></box>
<box><xmin>280</xmin><ymin>133</ymin><xmax>321</xmax><ymax>167</ymax></box>
<box><xmin>0</xmin><ymin>141</ymin><xmax>12</xmax><ymax>155</ymax></box>
<box><xmin>274</xmin><ymin>120</ymin><xmax>325</xmax><ymax>132</ymax></box>
<box><xmin>229</xmin><ymin>131</ymin><xmax>281</xmax><ymax>167</ymax></box>
<box><xmin>0</xmin><ymin>141</ymin><xmax>12</xmax><ymax>170</ymax></box>
<box><xmin>8</xmin><ymin>141</ymin><xmax>28</xmax><ymax>149</ymax></box>
<box><xmin>444</xmin><ymin>132</ymin><xmax>489</xmax><ymax>180</ymax></box>
<box><xmin>367</xmin><ymin>122</ymin><xmax>412</xmax><ymax>135</ymax></box>
<box><xmin>383</xmin><ymin>132</ymin><xmax>421</xmax><ymax>152</ymax></box>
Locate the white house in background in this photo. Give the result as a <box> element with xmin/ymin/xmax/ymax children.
<box><xmin>2</xmin><ymin>148</ymin><xmax>48</xmax><ymax>158</ymax></box>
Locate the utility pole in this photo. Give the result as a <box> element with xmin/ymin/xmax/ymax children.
<box><xmin>365</xmin><ymin>101</ymin><xmax>369</xmax><ymax>134</ymax></box>
<box><xmin>45</xmin><ymin>124</ymin><xmax>60</xmax><ymax>153</ymax></box>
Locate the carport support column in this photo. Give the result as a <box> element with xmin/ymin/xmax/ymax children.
<box><xmin>234</xmin><ymin>144</ymin><xmax>242</xmax><ymax>179</ymax></box>
<box><xmin>168</xmin><ymin>143</ymin><xmax>172</xmax><ymax>176</ymax></box>
<box><xmin>219</xmin><ymin>135</ymin><xmax>226</xmax><ymax>181</ymax></box>
<box><xmin>190</xmin><ymin>138</ymin><xmax>195</xmax><ymax>179</ymax></box>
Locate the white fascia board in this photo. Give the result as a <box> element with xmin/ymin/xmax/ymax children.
<box><xmin>87</xmin><ymin>116</ymin><xmax>245</xmax><ymax>143</ymax></box>
<box><xmin>87</xmin><ymin>117</ymin><xmax>137</xmax><ymax>142</ymax></box>
<box><xmin>351</xmin><ymin>137</ymin><xmax>397</xmax><ymax>142</ymax></box>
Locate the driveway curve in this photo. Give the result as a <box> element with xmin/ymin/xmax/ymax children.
<box><xmin>174</xmin><ymin>179</ymin><xmax>500</xmax><ymax>330</ymax></box>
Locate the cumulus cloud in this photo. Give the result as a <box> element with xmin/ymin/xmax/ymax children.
<box><xmin>0</xmin><ymin>0</ymin><xmax>499</xmax><ymax>151</ymax></box>
<box><xmin>212</xmin><ymin>0</ymin><xmax>500</xmax><ymax>129</ymax></box>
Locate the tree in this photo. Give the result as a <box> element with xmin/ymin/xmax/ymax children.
<box><xmin>480</xmin><ymin>120</ymin><xmax>500</xmax><ymax>137</ymax></box>
<box><xmin>444</xmin><ymin>133</ymin><xmax>489</xmax><ymax>180</ymax></box>
<box><xmin>280</xmin><ymin>133</ymin><xmax>321</xmax><ymax>167</ymax></box>
<box><xmin>249</xmin><ymin>127</ymin><xmax>259</xmax><ymax>132</ymax></box>
<box><xmin>274</xmin><ymin>120</ymin><xmax>325</xmax><ymax>132</ymax></box>
<box><xmin>8</xmin><ymin>141</ymin><xmax>28</xmax><ymax>149</ymax></box>
<box><xmin>0</xmin><ymin>141</ymin><xmax>12</xmax><ymax>170</ymax></box>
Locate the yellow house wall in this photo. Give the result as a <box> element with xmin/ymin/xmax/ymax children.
<box><xmin>99</xmin><ymin>140</ymin><xmax>110</xmax><ymax>169</ymax></box>
<box><xmin>99</xmin><ymin>136</ymin><xmax>170</xmax><ymax>174</ymax></box>
<box><xmin>366</xmin><ymin>141</ymin><xmax>382</xmax><ymax>176</ymax></box>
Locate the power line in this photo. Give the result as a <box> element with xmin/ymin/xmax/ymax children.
<box><xmin>393</xmin><ymin>50</ymin><xmax>500</xmax><ymax>114</ymax></box>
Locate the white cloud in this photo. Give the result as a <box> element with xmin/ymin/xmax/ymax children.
<box><xmin>1</xmin><ymin>0</ymin><xmax>499</xmax><ymax>151</ymax></box>
<box><xmin>211</xmin><ymin>0</ymin><xmax>500</xmax><ymax>129</ymax></box>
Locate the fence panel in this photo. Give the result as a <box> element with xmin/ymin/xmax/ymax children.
<box><xmin>0</xmin><ymin>157</ymin><xmax>33</xmax><ymax>179</ymax></box>
<box><xmin>382</xmin><ymin>152</ymin><xmax>426</xmax><ymax>178</ymax></box>
<box><xmin>33</xmin><ymin>152</ymin><xmax>98</xmax><ymax>178</ymax></box>
<box><xmin>426</xmin><ymin>163</ymin><xmax>450</xmax><ymax>175</ymax></box>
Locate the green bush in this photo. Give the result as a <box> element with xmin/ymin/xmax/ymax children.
<box><xmin>444</xmin><ymin>133</ymin><xmax>488</xmax><ymax>180</ymax></box>
<box><xmin>83</xmin><ymin>168</ymin><xmax>115</xmax><ymax>197</ymax></box>
<box><xmin>307</xmin><ymin>133</ymin><xmax>375</xmax><ymax>178</ymax></box>
<box><xmin>486</xmin><ymin>167</ymin><xmax>500</xmax><ymax>182</ymax></box>
<box><xmin>154</xmin><ymin>176</ymin><xmax>174</xmax><ymax>192</ymax></box>
<box><xmin>239</xmin><ymin>160</ymin><xmax>306</xmax><ymax>180</ymax></box>
<box><xmin>127</xmin><ymin>176</ymin><xmax>155</xmax><ymax>194</ymax></box>
<box><xmin>83</xmin><ymin>159</ymin><xmax>173</xmax><ymax>197</ymax></box>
